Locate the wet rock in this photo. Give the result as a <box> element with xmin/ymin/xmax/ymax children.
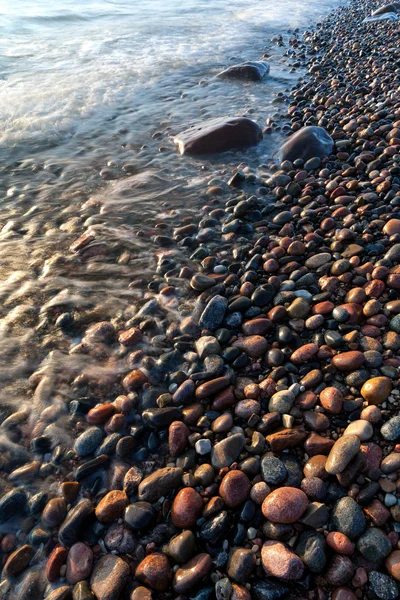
<box><xmin>46</xmin><ymin>546</ymin><xmax>68</xmax><ymax>582</ymax></box>
<box><xmin>199</xmin><ymin>296</ymin><xmax>228</xmax><ymax>330</ymax></box>
<box><xmin>171</xmin><ymin>487</ymin><xmax>203</xmax><ymax>528</ymax></box>
<box><xmin>227</xmin><ymin>549</ymin><xmax>256</xmax><ymax>583</ymax></box>
<box><xmin>74</xmin><ymin>427</ymin><xmax>104</xmax><ymax>457</ymax></box>
<box><xmin>326</xmin><ymin>531</ymin><xmax>354</xmax><ymax>555</ymax></box>
<box><xmin>95</xmin><ymin>491</ymin><xmax>128</xmax><ymax>523</ymax></box>
<box><xmin>174</xmin><ymin>117</ymin><xmax>262</xmax><ymax>155</ymax></box>
<box><xmin>138</xmin><ymin>467</ymin><xmax>183</xmax><ymax>502</ymax></box>
<box><xmin>326</xmin><ymin>555</ymin><xmax>354</xmax><ymax>586</ymax></box>
<box><xmin>90</xmin><ymin>555</ymin><xmax>130</xmax><ymax>600</ymax></box>
<box><xmin>277</xmin><ymin>126</ymin><xmax>334</xmax><ymax>162</ymax></box>
<box><xmin>386</xmin><ymin>550</ymin><xmax>400</xmax><ymax>581</ymax></box>
<box><xmin>135</xmin><ymin>553</ymin><xmax>172</xmax><ymax>592</ymax></box>
<box><xmin>232</xmin><ymin>335</ymin><xmax>267</xmax><ymax>357</ymax></box>
<box><xmin>332</xmin><ymin>351</ymin><xmax>365</xmax><ymax>372</ymax></box>
<box><xmin>168</xmin><ymin>530</ymin><xmax>196</xmax><ymax>564</ymax></box>
<box><xmin>43</xmin><ymin>498</ymin><xmax>67</xmax><ymax>527</ymax></box>
<box><xmin>173</xmin><ymin>553</ymin><xmax>213</xmax><ymax>593</ymax></box>
<box><xmin>66</xmin><ymin>542</ymin><xmax>93</xmax><ymax>585</ymax></box>
<box><xmin>16</xmin><ymin>572</ymin><xmax>46</xmax><ymax>600</ymax></box>
<box><xmin>3</xmin><ymin>544</ymin><xmax>34</xmax><ymax>577</ymax></box>
<box><xmin>59</xmin><ymin>499</ymin><xmax>94</xmax><ymax>547</ymax></box>
<box><xmin>0</xmin><ymin>488</ymin><xmax>27</xmax><ymax>523</ymax></box>
<box><xmin>217</xmin><ymin>61</ymin><xmax>270</xmax><ymax>81</ymax></box>
<box><xmin>261</xmin><ymin>541</ymin><xmax>304</xmax><ymax>580</ymax></box>
<box><xmin>124</xmin><ymin>502</ymin><xmax>154</xmax><ymax>530</ymax></box>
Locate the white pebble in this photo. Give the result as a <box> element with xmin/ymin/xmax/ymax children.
<box><xmin>195</xmin><ymin>439</ymin><xmax>212</xmax><ymax>455</ymax></box>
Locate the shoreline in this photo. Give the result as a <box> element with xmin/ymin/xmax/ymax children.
<box><xmin>1</xmin><ymin>0</ymin><xmax>400</xmax><ymax>599</ymax></box>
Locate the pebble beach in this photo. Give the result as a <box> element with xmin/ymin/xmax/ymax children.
<box><xmin>1</xmin><ymin>0</ymin><xmax>400</xmax><ymax>598</ymax></box>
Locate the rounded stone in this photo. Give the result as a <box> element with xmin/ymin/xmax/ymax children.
<box><xmin>74</xmin><ymin>427</ymin><xmax>104</xmax><ymax>457</ymax></box>
<box><xmin>96</xmin><ymin>491</ymin><xmax>128</xmax><ymax>523</ymax></box>
<box><xmin>124</xmin><ymin>502</ymin><xmax>154</xmax><ymax>531</ymax></box>
<box><xmin>173</xmin><ymin>553</ymin><xmax>213</xmax><ymax>594</ymax></box>
<box><xmin>386</xmin><ymin>550</ymin><xmax>400</xmax><ymax>581</ymax></box>
<box><xmin>43</xmin><ymin>498</ymin><xmax>67</xmax><ymax>527</ymax></box>
<box><xmin>262</xmin><ymin>487</ymin><xmax>308</xmax><ymax>523</ymax></box>
<box><xmin>343</xmin><ymin>420</ymin><xmax>373</xmax><ymax>441</ymax></box>
<box><xmin>168</xmin><ymin>530</ymin><xmax>196</xmax><ymax>564</ymax></box>
<box><xmin>361</xmin><ymin>377</ymin><xmax>392</xmax><ymax>405</ymax></box>
<box><xmin>319</xmin><ymin>387</ymin><xmax>343</xmax><ymax>414</ymax></box>
<box><xmin>135</xmin><ymin>553</ymin><xmax>173</xmax><ymax>592</ymax></box>
<box><xmin>219</xmin><ymin>470</ymin><xmax>251</xmax><ymax>508</ymax></box>
<box><xmin>326</xmin><ymin>532</ymin><xmax>355</xmax><ymax>555</ymax></box>
<box><xmin>331</xmin><ymin>496</ymin><xmax>366</xmax><ymax>540</ymax></box>
<box><xmin>261</xmin><ymin>541</ymin><xmax>304</xmax><ymax>581</ymax></box>
<box><xmin>357</xmin><ymin>528</ymin><xmax>391</xmax><ymax>562</ymax></box>
<box><xmin>381</xmin><ymin>417</ymin><xmax>400</xmax><ymax>441</ymax></box>
<box><xmin>332</xmin><ymin>351</ymin><xmax>365</xmax><ymax>372</ymax></box>
<box><xmin>227</xmin><ymin>549</ymin><xmax>256</xmax><ymax>583</ymax></box>
<box><xmin>325</xmin><ymin>435</ymin><xmax>360</xmax><ymax>475</ymax></box>
<box><xmin>66</xmin><ymin>542</ymin><xmax>93</xmax><ymax>584</ymax></box>
<box><xmin>261</xmin><ymin>455</ymin><xmax>287</xmax><ymax>485</ymax></box>
<box><xmin>171</xmin><ymin>488</ymin><xmax>203</xmax><ymax>528</ymax></box>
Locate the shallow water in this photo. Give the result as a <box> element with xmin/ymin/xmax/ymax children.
<box><xmin>0</xmin><ymin>0</ymin><xmax>344</xmax><ymax>483</ymax></box>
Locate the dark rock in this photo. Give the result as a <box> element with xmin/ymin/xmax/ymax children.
<box><xmin>277</xmin><ymin>126</ymin><xmax>334</xmax><ymax>163</ymax></box>
<box><xmin>217</xmin><ymin>61</ymin><xmax>270</xmax><ymax>81</ymax></box>
<box><xmin>174</xmin><ymin>117</ymin><xmax>262</xmax><ymax>155</ymax></box>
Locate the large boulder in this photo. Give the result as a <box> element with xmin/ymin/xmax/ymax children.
<box><xmin>372</xmin><ymin>3</ymin><xmax>399</xmax><ymax>15</ymax></box>
<box><xmin>174</xmin><ymin>117</ymin><xmax>262</xmax><ymax>155</ymax></box>
<box><xmin>217</xmin><ymin>61</ymin><xmax>270</xmax><ymax>82</ymax></box>
<box><xmin>276</xmin><ymin>126</ymin><xmax>334</xmax><ymax>163</ymax></box>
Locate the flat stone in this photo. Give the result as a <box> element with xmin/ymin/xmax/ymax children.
<box><xmin>296</xmin><ymin>531</ymin><xmax>326</xmax><ymax>573</ymax></box>
<box><xmin>252</xmin><ymin>580</ymin><xmax>290</xmax><ymax>600</ymax></box>
<box><xmin>261</xmin><ymin>455</ymin><xmax>287</xmax><ymax>485</ymax></box>
<box><xmin>195</xmin><ymin>336</ymin><xmax>221</xmax><ymax>359</ymax></box>
<box><xmin>124</xmin><ymin>502</ymin><xmax>154</xmax><ymax>530</ymax></box>
<box><xmin>325</xmin><ymin>435</ymin><xmax>360</xmax><ymax>474</ymax></box>
<box><xmin>90</xmin><ymin>555</ymin><xmax>130</xmax><ymax>600</ymax></box>
<box><xmin>268</xmin><ymin>390</ymin><xmax>295</xmax><ymax>414</ymax></box>
<box><xmin>232</xmin><ymin>335</ymin><xmax>268</xmax><ymax>357</ymax></box>
<box><xmin>266</xmin><ymin>427</ymin><xmax>307</xmax><ymax>451</ymax></box>
<box><xmin>211</xmin><ymin>433</ymin><xmax>245</xmax><ymax>469</ymax></box>
<box><xmin>199</xmin><ymin>295</ymin><xmax>228</xmax><ymax>329</ymax></box>
<box><xmin>305</xmin><ymin>253</ymin><xmax>332</xmax><ymax>269</ymax></box>
<box><xmin>174</xmin><ymin>117</ymin><xmax>262</xmax><ymax>155</ymax></box>
<box><xmin>290</xmin><ymin>343</ymin><xmax>319</xmax><ymax>364</ymax></box>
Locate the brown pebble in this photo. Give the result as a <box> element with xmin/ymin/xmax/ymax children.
<box><xmin>95</xmin><ymin>491</ymin><xmax>129</xmax><ymax>523</ymax></box>
<box><xmin>219</xmin><ymin>470</ymin><xmax>251</xmax><ymax>508</ymax></box>
<box><xmin>171</xmin><ymin>488</ymin><xmax>203</xmax><ymax>528</ymax></box>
